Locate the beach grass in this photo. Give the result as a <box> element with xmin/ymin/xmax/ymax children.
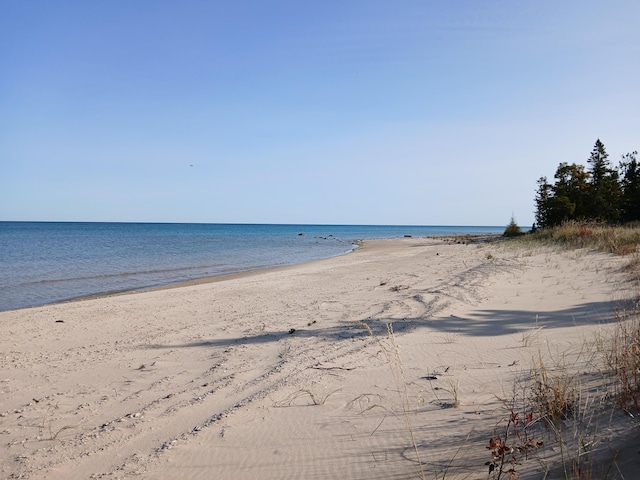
<box><xmin>350</xmin><ymin>223</ymin><xmax>640</xmax><ymax>479</ymax></box>
<box><xmin>490</xmin><ymin>222</ymin><xmax>640</xmax><ymax>478</ymax></box>
<box><xmin>514</xmin><ymin>221</ymin><xmax>640</xmax><ymax>256</ymax></box>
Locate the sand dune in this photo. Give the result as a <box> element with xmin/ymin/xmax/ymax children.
<box><xmin>1</xmin><ymin>238</ymin><xmax>637</xmax><ymax>479</ymax></box>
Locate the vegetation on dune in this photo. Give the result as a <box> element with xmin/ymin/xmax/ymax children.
<box><xmin>484</xmin><ymin>220</ymin><xmax>640</xmax><ymax>478</ymax></box>
<box><xmin>534</xmin><ymin>139</ymin><xmax>639</xmax><ymax>228</ymax></box>
<box><xmin>498</xmin><ymin>145</ymin><xmax>640</xmax><ymax>477</ymax></box>
<box><xmin>502</xmin><ymin>139</ymin><xmax>637</xmax><ymax>241</ymax></box>
<box><xmin>369</xmin><ymin>220</ymin><xmax>640</xmax><ymax>478</ymax></box>
<box><xmin>517</xmin><ymin>220</ymin><xmax>640</xmax><ymax>256</ymax></box>
<box><xmin>503</xmin><ymin>216</ymin><xmax>524</xmax><ymax>237</ymax></box>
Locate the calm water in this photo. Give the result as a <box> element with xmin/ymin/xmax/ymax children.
<box><xmin>0</xmin><ymin>222</ymin><xmax>502</xmax><ymax>312</ymax></box>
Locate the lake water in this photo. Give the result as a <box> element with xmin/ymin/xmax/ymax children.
<box><xmin>0</xmin><ymin>222</ymin><xmax>503</xmax><ymax>311</ymax></box>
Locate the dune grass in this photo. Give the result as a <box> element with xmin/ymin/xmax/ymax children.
<box><xmin>355</xmin><ymin>223</ymin><xmax>640</xmax><ymax>478</ymax></box>
<box><xmin>515</xmin><ymin>222</ymin><xmax>640</xmax><ymax>418</ymax></box>
<box><xmin>516</xmin><ymin>221</ymin><xmax>640</xmax><ymax>256</ymax></box>
<box><xmin>493</xmin><ymin>222</ymin><xmax>640</xmax><ymax>478</ymax></box>
<box><xmin>408</xmin><ymin>222</ymin><xmax>640</xmax><ymax>478</ymax></box>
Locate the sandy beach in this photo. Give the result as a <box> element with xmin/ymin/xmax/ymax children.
<box><xmin>1</xmin><ymin>237</ymin><xmax>638</xmax><ymax>479</ymax></box>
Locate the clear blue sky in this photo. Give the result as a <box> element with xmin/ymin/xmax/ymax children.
<box><xmin>2</xmin><ymin>1</ymin><xmax>639</xmax><ymax>226</ymax></box>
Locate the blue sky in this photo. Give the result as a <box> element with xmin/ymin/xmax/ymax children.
<box><xmin>2</xmin><ymin>1</ymin><xmax>639</xmax><ymax>226</ymax></box>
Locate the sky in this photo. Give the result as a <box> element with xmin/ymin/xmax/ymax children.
<box><xmin>1</xmin><ymin>1</ymin><xmax>639</xmax><ymax>226</ymax></box>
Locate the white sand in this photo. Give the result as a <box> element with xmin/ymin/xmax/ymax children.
<box><xmin>1</xmin><ymin>238</ymin><xmax>638</xmax><ymax>479</ymax></box>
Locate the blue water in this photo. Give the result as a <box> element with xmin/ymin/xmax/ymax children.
<box><xmin>0</xmin><ymin>222</ymin><xmax>503</xmax><ymax>312</ymax></box>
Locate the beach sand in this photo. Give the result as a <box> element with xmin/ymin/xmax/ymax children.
<box><xmin>1</xmin><ymin>238</ymin><xmax>638</xmax><ymax>479</ymax></box>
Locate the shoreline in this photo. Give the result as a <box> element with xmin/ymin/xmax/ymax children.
<box><xmin>5</xmin><ymin>234</ymin><xmax>499</xmax><ymax>313</ymax></box>
<box><xmin>2</xmin><ymin>236</ymin><xmax>634</xmax><ymax>479</ymax></box>
<box><xmin>1</xmin><ymin>222</ymin><xmax>506</xmax><ymax>315</ymax></box>
<box><xmin>1</xmin><ymin>242</ymin><xmax>363</xmax><ymax>314</ymax></box>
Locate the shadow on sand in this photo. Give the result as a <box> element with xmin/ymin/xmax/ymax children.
<box><xmin>146</xmin><ymin>299</ymin><xmax>625</xmax><ymax>350</ymax></box>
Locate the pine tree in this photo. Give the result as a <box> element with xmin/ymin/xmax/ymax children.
<box><xmin>620</xmin><ymin>151</ymin><xmax>640</xmax><ymax>222</ymax></box>
<box><xmin>588</xmin><ymin>139</ymin><xmax>609</xmax><ymax>186</ymax></box>
<box><xmin>504</xmin><ymin>216</ymin><xmax>523</xmax><ymax>237</ymax></box>
<box><xmin>533</xmin><ymin>141</ymin><xmax>636</xmax><ymax>228</ymax></box>
<box><xmin>556</xmin><ymin>162</ymin><xmax>590</xmax><ymax>220</ymax></box>
<box><xmin>534</xmin><ymin>164</ymin><xmax>590</xmax><ymax>227</ymax></box>
<box><xmin>587</xmin><ymin>139</ymin><xmax>622</xmax><ymax>222</ymax></box>
<box><xmin>534</xmin><ymin>176</ymin><xmax>552</xmax><ymax>228</ymax></box>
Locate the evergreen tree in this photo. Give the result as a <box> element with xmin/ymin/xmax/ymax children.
<box><xmin>534</xmin><ymin>164</ymin><xmax>589</xmax><ymax>227</ymax></box>
<box><xmin>555</xmin><ymin>162</ymin><xmax>590</xmax><ymax>220</ymax></box>
<box><xmin>533</xmin><ymin>140</ymin><xmax>636</xmax><ymax>228</ymax></box>
<box><xmin>620</xmin><ymin>151</ymin><xmax>640</xmax><ymax>222</ymax></box>
<box><xmin>587</xmin><ymin>139</ymin><xmax>622</xmax><ymax>222</ymax></box>
<box><xmin>504</xmin><ymin>216</ymin><xmax>523</xmax><ymax>237</ymax></box>
<box><xmin>533</xmin><ymin>162</ymin><xmax>591</xmax><ymax>227</ymax></box>
<box><xmin>534</xmin><ymin>176</ymin><xmax>552</xmax><ymax>228</ymax></box>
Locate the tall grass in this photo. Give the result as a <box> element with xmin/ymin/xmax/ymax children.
<box><xmin>521</xmin><ymin>221</ymin><xmax>640</xmax><ymax>255</ymax></box>
<box><xmin>514</xmin><ymin>222</ymin><xmax>640</xmax><ymax>415</ymax></box>
<box><xmin>363</xmin><ymin>223</ymin><xmax>640</xmax><ymax>478</ymax></box>
<box><xmin>607</xmin><ymin>306</ymin><xmax>640</xmax><ymax>414</ymax></box>
<box><xmin>498</xmin><ymin>221</ymin><xmax>640</xmax><ymax>477</ymax></box>
<box><xmin>357</xmin><ymin>321</ymin><xmax>427</xmax><ymax>480</ymax></box>
<box><xmin>510</xmin><ymin>221</ymin><xmax>640</xmax><ymax>286</ymax></box>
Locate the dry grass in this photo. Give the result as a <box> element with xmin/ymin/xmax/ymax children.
<box><xmin>518</xmin><ymin>221</ymin><xmax>640</xmax><ymax>256</ymax></box>
<box><xmin>356</xmin><ymin>321</ymin><xmax>427</xmax><ymax>480</ymax></box>
<box><xmin>514</xmin><ymin>222</ymin><xmax>640</xmax><ymax>416</ymax></box>
<box><xmin>275</xmin><ymin>388</ymin><xmax>341</xmax><ymax>407</ymax></box>
<box><xmin>532</xmin><ymin>354</ymin><xmax>578</xmax><ymax>424</ymax></box>
<box><xmin>622</xmin><ymin>253</ymin><xmax>640</xmax><ymax>285</ymax></box>
<box><xmin>430</xmin><ymin>223</ymin><xmax>640</xmax><ymax>478</ymax></box>
<box><xmin>606</xmin><ymin>306</ymin><xmax>640</xmax><ymax>414</ymax></box>
<box><xmin>360</xmin><ymin>223</ymin><xmax>640</xmax><ymax>478</ymax></box>
<box><xmin>485</xmin><ymin>351</ymin><xmax>620</xmax><ymax>480</ymax></box>
<box><xmin>490</xmin><ymin>222</ymin><xmax>640</xmax><ymax>478</ymax></box>
<box><xmin>519</xmin><ymin>324</ymin><xmax>544</xmax><ymax>347</ymax></box>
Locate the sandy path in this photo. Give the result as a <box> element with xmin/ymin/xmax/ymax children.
<box><xmin>1</xmin><ymin>238</ymin><xmax>636</xmax><ymax>479</ymax></box>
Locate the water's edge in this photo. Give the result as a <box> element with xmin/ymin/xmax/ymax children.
<box><xmin>11</xmin><ymin>234</ymin><xmax>503</xmax><ymax>312</ymax></box>
<box><xmin>0</xmin><ymin>223</ymin><xmax>504</xmax><ymax>312</ymax></box>
<box><xmin>42</xmin><ymin>243</ymin><xmax>362</xmax><ymax>311</ymax></box>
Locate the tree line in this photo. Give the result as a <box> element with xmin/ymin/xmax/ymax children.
<box><xmin>534</xmin><ymin>139</ymin><xmax>640</xmax><ymax>228</ymax></box>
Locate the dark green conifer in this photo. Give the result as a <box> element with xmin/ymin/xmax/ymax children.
<box><xmin>586</xmin><ymin>139</ymin><xmax>622</xmax><ymax>222</ymax></box>
<box><xmin>620</xmin><ymin>151</ymin><xmax>640</xmax><ymax>222</ymax></box>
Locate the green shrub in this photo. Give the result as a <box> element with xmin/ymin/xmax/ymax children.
<box><xmin>503</xmin><ymin>217</ymin><xmax>523</xmax><ymax>237</ymax></box>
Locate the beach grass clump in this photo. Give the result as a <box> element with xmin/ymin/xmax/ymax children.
<box><xmin>606</xmin><ymin>306</ymin><xmax>640</xmax><ymax>413</ymax></box>
<box><xmin>622</xmin><ymin>253</ymin><xmax>640</xmax><ymax>285</ymax></box>
<box><xmin>531</xmin><ymin>356</ymin><xmax>577</xmax><ymax>424</ymax></box>
<box><xmin>487</xmin><ymin>386</ymin><xmax>544</xmax><ymax>480</ymax></box>
<box><xmin>443</xmin><ymin>378</ymin><xmax>460</xmax><ymax>408</ymax></box>
<box><xmin>519</xmin><ymin>221</ymin><xmax>640</xmax><ymax>255</ymax></box>
<box><xmin>486</xmin><ymin>355</ymin><xmax>608</xmax><ymax>479</ymax></box>
<box><xmin>519</xmin><ymin>320</ymin><xmax>543</xmax><ymax>347</ymax></box>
